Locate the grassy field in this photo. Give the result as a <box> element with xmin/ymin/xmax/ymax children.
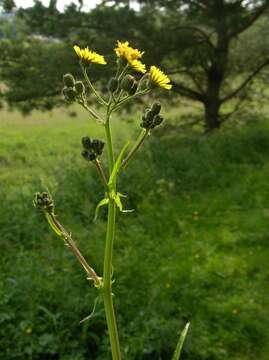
<box><xmin>0</xmin><ymin>105</ymin><xmax>269</xmax><ymax>360</ymax></box>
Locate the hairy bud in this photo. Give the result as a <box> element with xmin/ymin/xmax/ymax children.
<box><xmin>81</xmin><ymin>136</ymin><xmax>105</xmax><ymax>161</ymax></box>
<box><xmin>120</xmin><ymin>75</ymin><xmax>135</xmax><ymax>92</ymax></box>
<box><xmin>153</xmin><ymin>115</ymin><xmax>164</xmax><ymax>126</ymax></box>
<box><xmin>81</xmin><ymin>150</ymin><xmax>97</xmax><ymax>161</ymax></box>
<box><xmin>74</xmin><ymin>81</ymin><xmax>85</xmax><ymax>95</ymax></box>
<box><xmin>140</xmin><ymin>106</ymin><xmax>164</xmax><ymax>130</ymax></box>
<box><xmin>108</xmin><ymin>77</ymin><xmax>119</xmax><ymax>93</ymax></box>
<box><xmin>81</xmin><ymin>136</ymin><xmax>92</xmax><ymax>150</ymax></box>
<box><xmin>33</xmin><ymin>192</ymin><xmax>54</xmax><ymax>214</ymax></box>
<box><xmin>151</xmin><ymin>102</ymin><xmax>161</xmax><ymax>115</ymax></box>
<box><xmin>91</xmin><ymin>139</ymin><xmax>105</xmax><ymax>155</ymax></box>
<box><xmin>63</xmin><ymin>73</ymin><xmax>75</xmax><ymax>87</ymax></box>
<box><xmin>128</xmin><ymin>81</ymin><xmax>138</xmax><ymax>95</ymax></box>
<box><xmin>62</xmin><ymin>87</ymin><xmax>76</xmax><ymax>102</ymax></box>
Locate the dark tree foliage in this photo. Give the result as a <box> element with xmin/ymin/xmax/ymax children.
<box><xmin>1</xmin><ymin>0</ymin><xmax>269</xmax><ymax>129</ymax></box>
<box><xmin>0</xmin><ymin>0</ymin><xmax>16</xmax><ymax>12</ymax></box>
<box><xmin>110</xmin><ymin>0</ymin><xmax>269</xmax><ymax>130</ymax></box>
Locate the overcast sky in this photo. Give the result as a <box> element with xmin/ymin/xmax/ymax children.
<box><xmin>15</xmin><ymin>0</ymin><xmax>101</xmax><ymax>11</ymax></box>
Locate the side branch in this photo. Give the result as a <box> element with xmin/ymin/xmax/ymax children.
<box><xmin>172</xmin><ymin>81</ymin><xmax>205</xmax><ymax>102</ymax></box>
<box><xmin>173</xmin><ymin>25</ymin><xmax>215</xmax><ymax>49</ymax></box>
<box><xmin>229</xmin><ymin>4</ymin><xmax>269</xmax><ymax>38</ymax></box>
<box><xmin>222</xmin><ymin>59</ymin><xmax>269</xmax><ymax>103</ymax></box>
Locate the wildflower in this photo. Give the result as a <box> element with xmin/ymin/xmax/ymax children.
<box><xmin>73</xmin><ymin>45</ymin><xmax>106</xmax><ymax>65</ymax></box>
<box><xmin>114</xmin><ymin>40</ymin><xmax>146</xmax><ymax>74</ymax></box>
<box><xmin>149</xmin><ymin>66</ymin><xmax>172</xmax><ymax>90</ymax></box>
<box><xmin>130</xmin><ymin>59</ymin><xmax>146</xmax><ymax>74</ymax></box>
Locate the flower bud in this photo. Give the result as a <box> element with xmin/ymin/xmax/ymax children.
<box><xmin>81</xmin><ymin>150</ymin><xmax>96</xmax><ymax>161</ymax></box>
<box><xmin>62</xmin><ymin>87</ymin><xmax>76</xmax><ymax>102</ymax></box>
<box><xmin>145</xmin><ymin>109</ymin><xmax>155</xmax><ymax>122</ymax></box>
<box><xmin>128</xmin><ymin>81</ymin><xmax>138</xmax><ymax>95</ymax></box>
<box><xmin>33</xmin><ymin>192</ymin><xmax>54</xmax><ymax>213</ymax></box>
<box><xmin>153</xmin><ymin>115</ymin><xmax>164</xmax><ymax>126</ymax></box>
<box><xmin>74</xmin><ymin>81</ymin><xmax>85</xmax><ymax>95</ymax></box>
<box><xmin>63</xmin><ymin>73</ymin><xmax>75</xmax><ymax>87</ymax></box>
<box><xmin>120</xmin><ymin>75</ymin><xmax>135</xmax><ymax>92</ymax></box>
<box><xmin>91</xmin><ymin>139</ymin><xmax>105</xmax><ymax>156</ymax></box>
<box><xmin>81</xmin><ymin>136</ymin><xmax>92</xmax><ymax>150</ymax></box>
<box><xmin>138</xmin><ymin>76</ymin><xmax>149</xmax><ymax>91</ymax></box>
<box><xmin>151</xmin><ymin>102</ymin><xmax>161</xmax><ymax>115</ymax></box>
<box><xmin>108</xmin><ymin>77</ymin><xmax>119</xmax><ymax>93</ymax></box>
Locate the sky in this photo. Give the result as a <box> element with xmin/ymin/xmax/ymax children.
<box><xmin>15</xmin><ymin>0</ymin><xmax>101</xmax><ymax>11</ymax></box>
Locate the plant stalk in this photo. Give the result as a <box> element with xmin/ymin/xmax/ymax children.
<box><xmin>103</xmin><ymin>118</ymin><xmax>121</xmax><ymax>360</ymax></box>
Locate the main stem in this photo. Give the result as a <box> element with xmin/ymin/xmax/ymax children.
<box><xmin>103</xmin><ymin>117</ymin><xmax>121</xmax><ymax>360</ymax></box>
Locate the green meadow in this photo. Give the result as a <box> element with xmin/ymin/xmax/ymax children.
<box><xmin>0</xmin><ymin>105</ymin><xmax>269</xmax><ymax>359</ymax></box>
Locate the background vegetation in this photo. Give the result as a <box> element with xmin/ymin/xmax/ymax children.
<box><xmin>0</xmin><ymin>0</ymin><xmax>269</xmax><ymax>359</ymax></box>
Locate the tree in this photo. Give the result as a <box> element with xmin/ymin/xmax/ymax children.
<box><xmin>111</xmin><ymin>0</ymin><xmax>269</xmax><ymax>130</ymax></box>
<box><xmin>0</xmin><ymin>0</ymin><xmax>16</xmax><ymax>13</ymax></box>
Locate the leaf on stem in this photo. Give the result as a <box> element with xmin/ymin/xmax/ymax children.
<box><xmin>172</xmin><ymin>322</ymin><xmax>190</xmax><ymax>360</ymax></box>
<box><xmin>113</xmin><ymin>192</ymin><xmax>134</xmax><ymax>213</ymax></box>
<box><xmin>108</xmin><ymin>141</ymin><xmax>129</xmax><ymax>188</ymax></box>
<box><xmin>80</xmin><ymin>295</ymin><xmax>102</xmax><ymax>324</ymax></box>
<box><xmin>45</xmin><ymin>213</ymin><xmax>63</xmax><ymax>237</ymax></box>
<box><xmin>94</xmin><ymin>197</ymin><xmax>109</xmax><ymax>221</ymax></box>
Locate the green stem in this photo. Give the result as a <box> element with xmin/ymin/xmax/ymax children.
<box><xmin>81</xmin><ymin>64</ymin><xmax>108</xmax><ymax>106</ymax></box>
<box><xmin>103</xmin><ymin>118</ymin><xmax>121</xmax><ymax>360</ymax></box>
<box><xmin>122</xmin><ymin>129</ymin><xmax>149</xmax><ymax>169</ymax></box>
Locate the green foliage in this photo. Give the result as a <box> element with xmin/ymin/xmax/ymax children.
<box><xmin>0</xmin><ymin>107</ymin><xmax>269</xmax><ymax>358</ymax></box>
<box><xmin>0</xmin><ymin>39</ymin><xmax>78</xmax><ymax>113</ymax></box>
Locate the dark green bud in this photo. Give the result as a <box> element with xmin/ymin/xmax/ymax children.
<box><xmin>74</xmin><ymin>81</ymin><xmax>85</xmax><ymax>95</ymax></box>
<box><xmin>121</xmin><ymin>75</ymin><xmax>135</xmax><ymax>92</ymax></box>
<box><xmin>91</xmin><ymin>139</ymin><xmax>105</xmax><ymax>156</ymax></box>
<box><xmin>153</xmin><ymin>115</ymin><xmax>164</xmax><ymax>126</ymax></box>
<box><xmin>151</xmin><ymin>102</ymin><xmax>161</xmax><ymax>115</ymax></box>
<box><xmin>81</xmin><ymin>136</ymin><xmax>92</xmax><ymax>150</ymax></box>
<box><xmin>128</xmin><ymin>81</ymin><xmax>138</xmax><ymax>95</ymax></box>
<box><xmin>81</xmin><ymin>150</ymin><xmax>96</xmax><ymax>161</ymax></box>
<box><xmin>63</xmin><ymin>73</ymin><xmax>75</xmax><ymax>87</ymax></box>
<box><xmin>108</xmin><ymin>77</ymin><xmax>119</xmax><ymax>92</ymax></box>
<box><xmin>62</xmin><ymin>86</ymin><xmax>76</xmax><ymax>102</ymax></box>
<box><xmin>145</xmin><ymin>109</ymin><xmax>155</xmax><ymax>122</ymax></box>
<box><xmin>33</xmin><ymin>192</ymin><xmax>54</xmax><ymax>213</ymax></box>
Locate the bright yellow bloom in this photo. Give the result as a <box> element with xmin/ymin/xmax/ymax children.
<box><xmin>114</xmin><ymin>40</ymin><xmax>146</xmax><ymax>73</ymax></box>
<box><xmin>129</xmin><ymin>59</ymin><xmax>146</xmax><ymax>74</ymax></box>
<box><xmin>73</xmin><ymin>45</ymin><xmax>106</xmax><ymax>65</ymax></box>
<box><xmin>115</xmin><ymin>40</ymin><xmax>144</xmax><ymax>60</ymax></box>
<box><xmin>149</xmin><ymin>66</ymin><xmax>172</xmax><ymax>90</ymax></box>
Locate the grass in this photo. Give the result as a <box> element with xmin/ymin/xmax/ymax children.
<box><xmin>0</xmin><ymin>104</ymin><xmax>269</xmax><ymax>359</ymax></box>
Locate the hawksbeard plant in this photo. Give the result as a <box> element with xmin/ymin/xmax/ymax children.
<box><xmin>33</xmin><ymin>40</ymin><xmax>189</xmax><ymax>360</ymax></box>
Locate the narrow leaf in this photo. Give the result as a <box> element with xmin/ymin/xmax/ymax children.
<box><xmin>45</xmin><ymin>213</ymin><xmax>62</xmax><ymax>237</ymax></box>
<box><xmin>108</xmin><ymin>142</ymin><xmax>129</xmax><ymax>186</ymax></box>
<box><xmin>80</xmin><ymin>295</ymin><xmax>101</xmax><ymax>324</ymax></box>
<box><xmin>94</xmin><ymin>197</ymin><xmax>109</xmax><ymax>221</ymax></box>
<box><xmin>114</xmin><ymin>194</ymin><xmax>123</xmax><ymax>211</ymax></box>
<box><xmin>114</xmin><ymin>193</ymin><xmax>134</xmax><ymax>213</ymax></box>
<box><xmin>172</xmin><ymin>322</ymin><xmax>190</xmax><ymax>360</ymax></box>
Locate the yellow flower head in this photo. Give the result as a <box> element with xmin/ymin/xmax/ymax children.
<box><xmin>129</xmin><ymin>59</ymin><xmax>146</xmax><ymax>74</ymax></box>
<box><xmin>73</xmin><ymin>45</ymin><xmax>106</xmax><ymax>65</ymax></box>
<box><xmin>114</xmin><ymin>40</ymin><xmax>146</xmax><ymax>73</ymax></box>
<box><xmin>149</xmin><ymin>66</ymin><xmax>172</xmax><ymax>90</ymax></box>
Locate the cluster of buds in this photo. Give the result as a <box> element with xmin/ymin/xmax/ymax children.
<box><xmin>62</xmin><ymin>73</ymin><xmax>85</xmax><ymax>102</ymax></box>
<box><xmin>81</xmin><ymin>136</ymin><xmax>105</xmax><ymax>161</ymax></box>
<box><xmin>33</xmin><ymin>192</ymin><xmax>54</xmax><ymax>214</ymax></box>
<box><xmin>140</xmin><ymin>102</ymin><xmax>164</xmax><ymax>130</ymax></box>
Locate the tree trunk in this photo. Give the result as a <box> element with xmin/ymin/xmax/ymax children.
<box><xmin>204</xmin><ymin>100</ymin><xmax>221</xmax><ymax>131</ymax></box>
